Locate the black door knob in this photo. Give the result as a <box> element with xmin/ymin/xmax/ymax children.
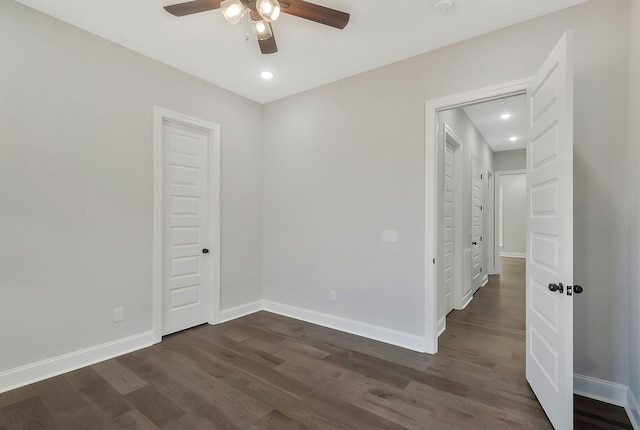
<box><xmin>548</xmin><ymin>283</ymin><xmax>564</xmax><ymax>293</ymax></box>
<box><xmin>472</xmin><ymin>241</ymin><xmax>478</xmax><ymax>245</ymax></box>
<box><xmin>574</xmin><ymin>285</ymin><xmax>583</xmax><ymax>294</ymax></box>
<box><xmin>202</xmin><ymin>248</ymin><xmax>209</xmax><ymax>254</ymax></box>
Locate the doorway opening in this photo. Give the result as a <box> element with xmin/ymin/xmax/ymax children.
<box><xmin>429</xmin><ymin>88</ymin><xmax>528</xmax><ymax>346</ymax></box>
<box><xmin>152</xmin><ymin>107</ymin><xmax>222</xmax><ymax>344</ymax></box>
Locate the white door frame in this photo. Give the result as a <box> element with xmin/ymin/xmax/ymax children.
<box><xmin>424</xmin><ymin>78</ymin><xmax>531</xmax><ymax>353</ymax></box>
<box><xmin>152</xmin><ymin>107</ymin><xmax>221</xmax><ymax>344</ymax></box>
<box><xmin>440</xmin><ymin>124</ymin><xmax>464</xmax><ymax>317</ymax></box>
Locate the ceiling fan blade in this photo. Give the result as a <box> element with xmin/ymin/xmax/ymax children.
<box><xmin>280</xmin><ymin>0</ymin><xmax>349</xmax><ymax>29</ymax></box>
<box><xmin>258</xmin><ymin>27</ymin><xmax>278</xmax><ymax>54</ymax></box>
<box><xmin>164</xmin><ymin>0</ymin><xmax>222</xmax><ymax>17</ymax></box>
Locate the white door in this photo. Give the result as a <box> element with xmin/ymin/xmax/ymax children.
<box><xmin>471</xmin><ymin>154</ymin><xmax>483</xmax><ymax>291</ymax></box>
<box><xmin>162</xmin><ymin>120</ymin><xmax>210</xmax><ymax>336</ymax></box>
<box><xmin>444</xmin><ymin>141</ymin><xmax>455</xmax><ymax>314</ymax></box>
<box><xmin>526</xmin><ymin>32</ymin><xmax>574</xmax><ymax>430</ymax></box>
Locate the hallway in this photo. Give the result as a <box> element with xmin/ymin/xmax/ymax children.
<box><xmin>440</xmin><ymin>257</ymin><xmax>632</xmax><ymax>429</ymax></box>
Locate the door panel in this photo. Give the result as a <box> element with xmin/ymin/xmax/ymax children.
<box><xmin>444</xmin><ymin>142</ymin><xmax>455</xmax><ymax>314</ymax></box>
<box><xmin>162</xmin><ymin>120</ymin><xmax>210</xmax><ymax>336</ymax></box>
<box><xmin>526</xmin><ymin>32</ymin><xmax>574</xmax><ymax>430</ymax></box>
<box><xmin>471</xmin><ymin>154</ymin><xmax>483</xmax><ymax>291</ymax></box>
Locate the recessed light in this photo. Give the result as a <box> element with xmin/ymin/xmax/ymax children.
<box><xmin>509</xmin><ymin>136</ymin><xmax>518</xmax><ymax>142</ymax></box>
<box><xmin>500</xmin><ymin>113</ymin><xmax>512</xmax><ymax>120</ymax></box>
<box><xmin>260</xmin><ymin>71</ymin><xmax>274</xmax><ymax>80</ymax></box>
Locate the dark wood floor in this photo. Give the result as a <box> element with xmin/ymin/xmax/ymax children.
<box><xmin>0</xmin><ymin>258</ymin><xmax>632</xmax><ymax>429</ymax></box>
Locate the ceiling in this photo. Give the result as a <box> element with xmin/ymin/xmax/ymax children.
<box><xmin>462</xmin><ymin>94</ymin><xmax>526</xmax><ymax>152</ymax></box>
<box><xmin>13</xmin><ymin>0</ymin><xmax>587</xmax><ymax>104</ymax></box>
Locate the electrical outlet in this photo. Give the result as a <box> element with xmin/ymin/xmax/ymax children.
<box><xmin>382</xmin><ymin>231</ymin><xmax>398</xmax><ymax>243</ymax></box>
<box><xmin>329</xmin><ymin>290</ymin><xmax>337</xmax><ymax>302</ymax></box>
<box><xmin>113</xmin><ymin>307</ymin><xmax>124</xmax><ymax>322</ymax></box>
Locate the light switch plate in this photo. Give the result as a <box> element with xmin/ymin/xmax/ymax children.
<box><xmin>383</xmin><ymin>231</ymin><xmax>398</xmax><ymax>243</ymax></box>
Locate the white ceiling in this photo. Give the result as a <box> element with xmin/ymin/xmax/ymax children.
<box><xmin>13</xmin><ymin>0</ymin><xmax>587</xmax><ymax>104</ymax></box>
<box><xmin>462</xmin><ymin>94</ymin><xmax>527</xmax><ymax>152</ymax></box>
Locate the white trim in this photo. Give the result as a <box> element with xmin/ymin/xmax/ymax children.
<box><xmin>500</xmin><ymin>252</ymin><xmax>526</xmax><ymax>259</ymax></box>
<box><xmin>0</xmin><ymin>331</ymin><xmax>153</xmax><ymax>394</ymax></box>
<box><xmin>437</xmin><ymin>317</ymin><xmax>446</xmax><ymax>337</ymax></box>
<box><xmin>263</xmin><ymin>300</ymin><xmax>427</xmax><ymax>352</ymax></box>
<box><xmin>219</xmin><ymin>301</ymin><xmax>263</xmax><ymax>323</ymax></box>
<box><xmin>442</xmin><ymin>124</ymin><xmax>465</xmax><ymax>315</ymax></box>
<box><xmin>153</xmin><ymin>106</ymin><xmax>221</xmax><ymax>343</ymax></box>
<box><xmin>574</xmin><ymin>373</ymin><xmax>628</xmax><ymax>407</ymax></box>
<box><xmin>425</xmin><ymin>78</ymin><xmax>532</xmax><ymax>354</ymax></box>
<box><xmin>627</xmin><ymin>388</ymin><xmax>640</xmax><ymax>430</ymax></box>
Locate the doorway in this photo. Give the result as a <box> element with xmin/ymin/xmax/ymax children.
<box><xmin>152</xmin><ymin>107</ymin><xmax>221</xmax><ymax>343</ymax></box>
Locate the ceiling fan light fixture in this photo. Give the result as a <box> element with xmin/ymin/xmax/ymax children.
<box><xmin>256</xmin><ymin>0</ymin><xmax>281</xmax><ymax>22</ymax></box>
<box><xmin>221</xmin><ymin>0</ymin><xmax>246</xmax><ymax>25</ymax></box>
<box><xmin>254</xmin><ymin>18</ymin><xmax>273</xmax><ymax>40</ymax></box>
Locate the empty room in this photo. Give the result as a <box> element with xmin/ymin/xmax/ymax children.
<box><xmin>1</xmin><ymin>0</ymin><xmax>639</xmax><ymax>429</ymax></box>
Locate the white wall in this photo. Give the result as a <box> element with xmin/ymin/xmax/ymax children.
<box><xmin>499</xmin><ymin>173</ymin><xmax>526</xmax><ymax>257</ymax></box>
<box><xmin>262</xmin><ymin>0</ymin><xmax>630</xmax><ymax>386</ymax></box>
<box><xmin>627</xmin><ymin>0</ymin><xmax>640</xmax><ymax>426</ymax></box>
<box><xmin>0</xmin><ymin>1</ymin><xmax>263</xmax><ymax>376</ymax></box>
<box><xmin>493</xmin><ymin>149</ymin><xmax>526</xmax><ymax>171</ymax></box>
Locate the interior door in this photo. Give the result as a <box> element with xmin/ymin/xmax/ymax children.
<box><xmin>444</xmin><ymin>141</ymin><xmax>455</xmax><ymax>314</ymax></box>
<box><xmin>471</xmin><ymin>153</ymin><xmax>483</xmax><ymax>291</ymax></box>
<box><xmin>526</xmin><ymin>32</ymin><xmax>574</xmax><ymax>429</ymax></box>
<box><xmin>162</xmin><ymin>120</ymin><xmax>210</xmax><ymax>336</ymax></box>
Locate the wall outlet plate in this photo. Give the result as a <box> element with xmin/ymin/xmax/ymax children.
<box><xmin>113</xmin><ymin>307</ymin><xmax>124</xmax><ymax>322</ymax></box>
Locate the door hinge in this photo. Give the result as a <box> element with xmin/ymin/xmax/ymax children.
<box><xmin>433</xmin><ymin>258</ymin><xmax>435</xmax><ymax>264</ymax></box>
<box><xmin>480</xmin><ymin>267</ymin><xmax>483</xmax><ymax>273</ymax></box>
<box><xmin>481</xmin><ymin>174</ymin><xmax>483</xmax><ymax>179</ymax></box>
<box><xmin>480</xmin><ymin>236</ymin><xmax>483</xmax><ymax>242</ymax></box>
<box><xmin>480</xmin><ymin>205</ymin><xmax>483</xmax><ymax>211</ymax></box>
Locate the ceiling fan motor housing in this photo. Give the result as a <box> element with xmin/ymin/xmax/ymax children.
<box><xmin>433</xmin><ymin>0</ymin><xmax>453</xmax><ymax>13</ymax></box>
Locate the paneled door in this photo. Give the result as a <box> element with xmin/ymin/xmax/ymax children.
<box><xmin>444</xmin><ymin>141</ymin><xmax>456</xmax><ymax>314</ymax></box>
<box><xmin>471</xmin><ymin>153</ymin><xmax>484</xmax><ymax>292</ymax></box>
<box><xmin>526</xmin><ymin>32</ymin><xmax>576</xmax><ymax>430</ymax></box>
<box><xmin>162</xmin><ymin>120</ymin><xmax>211</xmax><ymax>335</ymax></box>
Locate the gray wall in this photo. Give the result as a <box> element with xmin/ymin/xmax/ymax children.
<box><xmin>493</xmin><ymin>149</ymin><xmax>526</xmax><ymax>172</ymax></box>
<box><xmin>628</xmin><ymin>0</ymin><xmax>640</xmax><ymax>424</ymax></box>
<box><xmin>262</xmin><ymin>0</ymin><xmax>630</xmax><ymax>384</ymax></box>
<box><xmin>0</xmin><ymin>1</ymin><xmax>264</xmax><ymax>372</ymax></box>
<box><xmin>499</xmin><ymin>174</ymin><xmax>526</xmax><ymax>256</ymax></box>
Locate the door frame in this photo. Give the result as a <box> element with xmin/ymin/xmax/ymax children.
<box><xmin>424</xmin><ymin>78</ymin><xmax>531</xmax><ymax>353</ymax></box>
<box><xmin>438</xmin><ymin>124</ymin><xmax>464</xmax><ymax>328</ymax></box>
<box><xmin>152</xmin><ymin>106</ymin><xmax>221</xmax><ymax>344</ymax></box>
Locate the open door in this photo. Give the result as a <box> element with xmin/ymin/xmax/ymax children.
<box><xmin>526</xmin><ymin>32</ymin><xmax>575</xmax><ymax>429</ymax></box>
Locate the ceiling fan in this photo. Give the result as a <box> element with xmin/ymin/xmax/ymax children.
<box><xmin>163</xmin><ymin>0</ymin><xmax>350</xmax><ymax>55</ymax></box>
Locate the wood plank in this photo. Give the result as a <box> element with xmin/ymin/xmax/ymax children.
<box><xmin>124</xmin><ymin>386</ymin><xmax>185</xmax><ymax>427</ymax></box>
<box><xmin>92</xmin><ymin>359</ymin><xmax>148</xmax><ymax>395</ymax></box>
<box><xmin>3</xmin><ymin>397</ymin><xmax>60</xmax><ymax>430</ymax></box>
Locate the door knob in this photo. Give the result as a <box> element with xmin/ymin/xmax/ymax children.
<box><xmin>472</xmin><ymin>241</ymin><xmax>478</xmax><ymax>245</ymax></box>
<box><xmin>202</xmin><ymin>248</ymin><xmax>209</xmax><ymax>254</ymax></box>
<box><xmin>573</xmin><ymin>285</ymin><xmax>583</xmax><ymax>294</ymax></box>
<box><xmin>548</xmin><ymin>283</ymin><xmax>564</xmax><ymax>293</ymax></box>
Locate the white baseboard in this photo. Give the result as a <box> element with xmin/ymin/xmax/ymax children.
<box><xmin>437</xmin><ymin>317</ymin><xmax>446</xmax><ymax>337</ymax></box>
<box><xmin>0</xmin><ymin>331</ymin><xmax>153</xmax><ymax>394</ymax></box>
<box><xmin>218</xmin><ymin>300</ymin><xmax>263</xmax><ymax>323</ymax></box>
<box><xmin>262</xmin><ymin>300</ymin><xmax>427</xmax><ymax>352</ymax></box>
<box><xmin>627</xmin><ymin>388</ymin><xmax>640</xmax><ymax>430</ymax></box>
<box><xmin>574</xmin><ymin>373</ymin><xmax>628</xmax><ymax>407</ymax></box>
<box><xmin>500</xmin><ymin>252</ymin><xmax>526</xmax><ymax>258</ymax></box>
